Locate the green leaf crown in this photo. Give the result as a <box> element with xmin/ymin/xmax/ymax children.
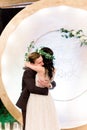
<box><xmin>36</xmin><ymin>48</ymin><xmax>55</xmax><ymax>60</ymax></box>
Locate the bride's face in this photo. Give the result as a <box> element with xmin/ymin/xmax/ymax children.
<box><xmin>34</xmin><ymin>56</ymin><xmax>44</xmax><ymax>66</ymax></box>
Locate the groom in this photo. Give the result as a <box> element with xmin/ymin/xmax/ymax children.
<box><xmin>16</xmin><ymin>47</ymin><xmax>56</xmax><ymax>130</ymax></box>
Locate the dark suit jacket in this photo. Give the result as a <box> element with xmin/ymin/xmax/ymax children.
<box><xmin>16</xmin><ymin>67</ymin><xmax>56</xmax><ymax>111</ymax></box>
<box><xmin>16</xmin><ymin>67</ymin><xmax>47</xmax><ymax>111</ymax></box>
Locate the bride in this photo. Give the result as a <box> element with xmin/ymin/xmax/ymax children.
<box><xmin>25</xmin><ymin>47</ymin><xmax>60</xmax><ymax>130</ymax></box>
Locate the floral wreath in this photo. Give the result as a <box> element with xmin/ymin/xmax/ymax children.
<box><xmin>36</xmin><ymin>48</ymin><xmax>55</xmax><ymax>60</ymax></box>
<box><xmin>24</xmin><ymin>28</ymin><xmax>87</xmax><ymax>61</ymax></box>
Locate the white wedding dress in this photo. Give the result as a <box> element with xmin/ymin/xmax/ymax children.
<box><xmin>25</xmin><ymin>75</ymin><xmax>60</xmax><ymax>130</ymax></box>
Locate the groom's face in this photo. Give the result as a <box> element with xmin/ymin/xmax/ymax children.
<box><xmin>34</xmin><ymin>56</ymin><xmax>44</xmax><ymax>66</ymax></box>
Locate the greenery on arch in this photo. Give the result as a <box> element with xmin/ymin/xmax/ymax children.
<box><xmin>58</xmin><ymin>28</ymin><xmax>87</xmax><ymax>46</ymax></box>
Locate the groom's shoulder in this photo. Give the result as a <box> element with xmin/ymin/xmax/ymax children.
<box><xmin>23</xmin><ymin>67</ymin><xmax>36</xmax><ymax>74</ymax></box>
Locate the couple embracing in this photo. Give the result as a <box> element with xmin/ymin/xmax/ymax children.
<box><xmin>16</xmin><ymin>47</ymin><xmax>60</xmax><ymax>130</ymax></box>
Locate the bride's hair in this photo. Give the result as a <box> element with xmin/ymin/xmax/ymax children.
<box><xmin>40</xmin><ymin>47</ymin><xmax>55</xmax><ymax>80</ymax></box>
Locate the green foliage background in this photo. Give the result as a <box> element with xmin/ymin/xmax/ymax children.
<box><xmin>0</xmin><ymin>99</ymin><xmax>17</xmax><ymax>128</ymax></box>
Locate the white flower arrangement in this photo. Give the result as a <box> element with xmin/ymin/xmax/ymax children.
<box><xmin>58</xmin><ymin>28</ymin><xmax>87</xmax><ymax>46</ymax></box>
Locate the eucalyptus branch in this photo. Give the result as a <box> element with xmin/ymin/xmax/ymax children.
<box><xmin>58</xmin><ymin>28</ymin><xmax>87</xmax><ymax>46</ymax></box>
<box><xmin>24</xmin><ymin>41</ymin><xmax>35</xmax><ymax>61</ymax></box>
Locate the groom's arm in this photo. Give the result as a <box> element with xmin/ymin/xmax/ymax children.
<box><xmin>49</xmin><ymin>81</ymin><xmax>56</xmax><ymax>89</ymax></box>
<box><xmin>23</xmin><ymin>69</ymin><xmax>48</xmax><ymax>95</ymax></box>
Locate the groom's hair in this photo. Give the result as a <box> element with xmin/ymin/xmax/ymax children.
<box><xmin>28</xmin><ymin>52</ymin><xmax>40</xmax><ymax>63</ymax></box>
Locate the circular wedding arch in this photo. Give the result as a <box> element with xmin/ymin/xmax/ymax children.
<box><xmin>0</xmin><ymin>0</ymin><xmax>87</xmax><ymax>129</ymax></box>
